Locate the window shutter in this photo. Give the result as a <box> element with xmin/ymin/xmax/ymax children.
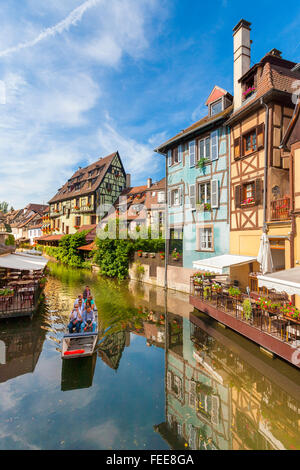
<box><xmin>254</xmin><ymin>179</ymin><xmax>263</xmax><ymax>205</ymax></box>
<box><xmin>235</xmin><ymin>185</ymin><xmax>242</xmax><ymax>209</ymax></box>
<box><xmin>167</xmin><ymin>371</ymin><xmax>172</xmax><ymax>390</ymax></box>
<box><xmin>257</xmin><ymin>123</ymin><xmax>265</xmax><ymax>149</ymax></box>
<box><xmin>234</xmin><ymin>137</ymin><xmax>241</xmax><ymax>159</ymax></box>
<box><xmin>189</xmin><ymin>184</ymin><xmax>196</xmax><ymax>210</ymax></box>
<box><xmin>179</xmin><ymin>187</ymin><xmax>183</xmax><ymax>205</ymax></box>
<box><xmin>199</xmin><ymin>139</ymin><xmax>205</xmax><ymax>160</ymax></box>
<box><xmin>178</xmin><ymin>144</ymin><xmax>182</xmax><ymax>163</ymax></box>
<box><xmin>210</xmin><ymin>395</ymin><xmax>220</xmax><ymax>426</ymax></box>
<box><xmin>211</xmin><ymin>179</ymin><xmax>219</xmax><ymax>208</ymax></box>
<box><xmin>168</xmin><ymin>190</ymin><xmax>172</xmax><ymax>207</ymax></box>
<box><xmin>168</xmin><ymin>149</ymin><xmax>172</xmax><ymax>167</ymax></box>
<box><xmin>189</xmin><ymin>380</ymin><xmax>197</xmax><ymax>408</ymax></box>
<box><xmin>189</xmin><ymin>140</ymin><xmax>196</xmax><ymax>167</ymax></box>
<box><xmin>211</xmin><ymin>130</ymin><xmax>218</xmax><ymax>161</ymax></box>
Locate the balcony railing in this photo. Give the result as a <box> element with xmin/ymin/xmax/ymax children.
<box><xmin>0</xmin><ymin>286</ymin><xmax>42</xmax><ymax>319</ymax></box>
<box><xmin>270</xmin><ymin>197</ymin><xmax>290</xmax><ymax>221</ymax></box>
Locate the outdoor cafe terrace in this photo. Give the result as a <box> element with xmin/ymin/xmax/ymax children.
<box><xmin>189</xmin><ymin>273</ymin><xmax>300</xmax><ymax>368</ymax></box>
<box><xmin>0</xmin><ymin>252</ymin><xmax>48</xmax><ymax>319</ymax></box>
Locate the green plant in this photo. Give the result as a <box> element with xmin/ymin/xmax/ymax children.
<box><xmin>171</xmin><ymin>249</ymin><xmax>180</xmax><ymax>260</ymax></box>
<box><xmin>197</xmin><ymin>157</ymin><xmax>210</xmax><ymax>169</ymax></box>
<box><xmin>280</xmin><ymin>303</ymin><xmax>300</xmax><ymax>320</ymax></box>
<box><xmin>203</xmin><ymin>286</ymin><xmax>211</xmax><ymax>300</ymax></box>
<box><xmin>5</xmin><ymin>234</ymin><xmax>15</xmax><ymax>246</ymax></box>
<box><xmin>212</xmin><ymin>283</ymin><xmax>222</xmax><ymax>292</ymax></box>
<box><xmin>228</xmin><ymin>286</ymin><xmax>241</xmax><ymax>298</ymax></box>
<box><xmin>135</xmin><ymin>263</ymin><xmax>145</xmax><ymax>280</ymax></box>
<box><xmin>242</xmin><ymin>298</ymin><xmax>252</xmax><ymax>321</ymax></box>
<box><xmin>0</xmin><ymin>288</ymin><xmax>14</xmax><ymax>296</ymax></box>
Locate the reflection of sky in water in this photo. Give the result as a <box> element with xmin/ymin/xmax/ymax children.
<box><xmin>0</xmin><ymin>332</ymin><xmax>167</xmax><ymax>450</ymax></box>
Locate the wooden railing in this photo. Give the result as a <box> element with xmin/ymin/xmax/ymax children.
<box><xmin>270</xmin><ymin>197</ymin><xmax>290</xmax><ymax>221</ymax></box>
<box><xmin>190</xmin><ymin>280</ymin><xmax>300</xmax><ymax>347</ymax></box>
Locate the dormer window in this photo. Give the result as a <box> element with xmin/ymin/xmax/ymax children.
<box><xmin>210</xmin><ymin>99</ymin><xmax>223</xmax><ymax>117</ymax></box>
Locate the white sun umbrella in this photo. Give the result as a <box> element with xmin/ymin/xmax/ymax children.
<box><xmin>257</xmin><ymin>232</ymin><xmax>274</xmax><ymax>275</ymax></box>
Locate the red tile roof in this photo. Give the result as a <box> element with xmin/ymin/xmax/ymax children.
<box><xmin>77</xmin><ymin>241</ymin><xmax>96</xmax><ymax>251</ymax></box>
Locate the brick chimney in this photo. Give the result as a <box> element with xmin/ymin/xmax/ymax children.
<box><xmin>233</xmin><ymin>19</ymin><xmax>252</xmax><ymax>110</ymax></box>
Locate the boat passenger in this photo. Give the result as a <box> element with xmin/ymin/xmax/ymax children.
<box><xmin>85</xmin><ymin>295</ymin><xmax>95</xmax><ymax>310</ymax></box>
<box><xmin>83</xmin><ymin>286</ymin><xmax>91</xmax><ymax>300</ymax></box>
<box><xmin>74</xmin><ymin>294</ymin><xmax>83</xmax><ymax>306</ymax></box>
<box><xmin>81</xmin><ymin>306</ymin><xmax>97</xmax><ymax>333</ymax></box>
<box><xmin>68</xmin><ymin>305</ymin><xmax>83</xmax><ymax>334</ymax></box>
<box><xmin>77</xmin><ymin>298</ymin><xmax>85</xmax><ymax>315</ymax></box>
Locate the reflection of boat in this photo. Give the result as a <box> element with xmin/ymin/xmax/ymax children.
<box><xmin>61</xmin><ymin>310</ymin><xmax>98</xmax><ymax>359</ymax></box>
<box><xmin>61</xmin><ymin>353</ymin><xmax>97</xmax><ymax>391</ymax></box>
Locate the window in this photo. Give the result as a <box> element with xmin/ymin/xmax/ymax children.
<box><xmin>210</xmin><ymin>99</ymin><xmax>223</xmax><ymax>116</ymax></box>
<box><xmin>75</xmin><ymin>216</ymin><xmax>81</xmax><ymax>227</ymax></box>
<box><xmin>235</xmin><ymin>179</ymin><xmax>262</xmax><ymax>208</ymax></box>
<box><xmin>198</xmin><ymin>182</ymin><xmax>211</xmax><ymax>205</ymax></box>
<box><xmin>158</xmin><ymin>191</ymin><xmax>165</xmax><ymax>203</ymax></box>
<box><xmin>198</xmin><ymin>226</ymin><xmax>213</xmax><ymax>251</ymax></box>
<box><xmin>198</xmin><ymin>137</ymin><xmax>210</xmax><ymax>161</ymax></box>
<box><xmin>170</xmin><ymin>188</ymin><xmax>181</xmax><ymax>206</ymax></box>
<box><xmin>243</xmin><ymin>129</ymin><xmax>257</xmax><ymax>155</ymax></box>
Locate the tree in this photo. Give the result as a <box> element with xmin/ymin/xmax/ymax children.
<box><xmin>0</xmin><ymin>202</ymin><xmax>9</xmax><ymax>214</ymax></box>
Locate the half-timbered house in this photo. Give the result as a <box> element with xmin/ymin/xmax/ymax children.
<box><xmin>227</xmin><ymin>19</ymin><xmax>300</xmax><ymax>288</ymax></box>
<box><xmin>47</xmin><ymin>152</ymin><xmax>127</xmax><ymax>236</ymax></box>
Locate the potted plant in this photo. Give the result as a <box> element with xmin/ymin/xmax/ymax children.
<box><xmin>203</xmin><ymin>286</ymin><xmax>211</xmax><ymax>300</ymax></box>
<box><xmin>280</xmin><ymin>303</ymin><xmax>300</xmax><ymax>321</ymax></box>
<box><xmin>204</xmin><ymin>203</ymin><xmax>211</xmax><ymax>211</ymax></box>
<box><xmin>171</xmin><ymin>249</ymin><xmax>180</xmax><ymax>261</ymax></box>
<box><xmin>212</xmin><ymin>283</ymin><xmax>222</xmax><ymax>293</ymax></box>
<box><xmin>159</xmin><ymin>252</ymin><xmax>165</xmax><ymax>260</ymax></box>
<box><xmin>137</xmin><ymin>250</ymin><xmax>143</xmax><ymax>257</ymax></box>
<box><xmin>242</xmin><ymin>298</ymin><xmax>252</xmax><ymax>321</ymax></box>
<box><xmin>228</xmin><ymin>286</ymin><xmax>242</xmax><ymax>300</ymax></box>
<box><xmin>197</xmin><ymin>157</ymin><xmax>210</xmax><ymax>170</ymax></box>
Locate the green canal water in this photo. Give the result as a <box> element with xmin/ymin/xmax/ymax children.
<box><xmin>0</xmin><ymin>262</ymin><xmax>299</xmax><ymax>450</ymax></box>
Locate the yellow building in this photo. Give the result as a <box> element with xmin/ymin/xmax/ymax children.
<box><xmin>227</xmin><ymin>20</ymin><xmax>300</xmax><ymax>289</ymax></box>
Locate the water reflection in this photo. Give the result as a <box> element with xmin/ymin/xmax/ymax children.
<box><xmin>61</xmin><ymin>354</ymin><xmax>97</xmax><ymax>391</ymax></box>
<box><xmin>0</xmin><ymin>261</ymin><xmax>299</xmax><ymax>450</ymax></box>
<box><xmin>0</xmin><ymin>312</ymin><xmax>46</xmax><ymax>384</ymax></box>
<box><xmin>156</xmin><ymin>307</ymin><xmax>300</xmax><ymax>450</ymax></box>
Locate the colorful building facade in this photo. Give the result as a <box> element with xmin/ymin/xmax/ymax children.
<box><xmin>155</xmin><ymin>87</ymin><xmax>232</xmax><ymax>270</ymax></box>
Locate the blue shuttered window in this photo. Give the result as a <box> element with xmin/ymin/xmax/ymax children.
<box><xmin>189</xmin><ymin>140</ymin><xmax>196</xmax><ymax>167</ymax></box>
<box><xmin>211</xmin><ymin>130</ymin><xmax>218</xmax><ymax>161</ymax></box>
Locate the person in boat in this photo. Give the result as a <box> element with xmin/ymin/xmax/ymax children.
<box><xmin>84</xmin><ymin>295</ymin><xmax>95</xmax><ymax>310</ymax></box>
<box><xmin>81</xmin><ymin>305</ymin><xmax>97</xmax><ymax>333</ymax></box>
<box><xmin>77</xmin><ymin>297</ymin><xmax>85</xmax><ymax>315</ymax></box>
<box><xmin>68</xmin><ymin>305</ymin><xmax>83</xmax><ymax>334</ymax></box>
<box><xmin>74</xmin><ymin>294</ymin><xmax>83</xmax><ymax>306</ymax></box>
<box><xmin>83</xmin><ymin>286</ymin><xmax>91</xmax><ymax>300</ymax></box>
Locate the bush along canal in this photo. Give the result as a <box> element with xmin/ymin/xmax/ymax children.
<box><xmin>0</xmin><ymin>262</ymin><xmax>299</xmax><ymax>450</ymax></box>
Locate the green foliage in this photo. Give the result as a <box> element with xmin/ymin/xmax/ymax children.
<box><xmin>135</xmin><ymin>262</ymin><xmax>145</xmax><ymax>280</ymax></box>
<box><xmin>5</xmin><ymin>234</ymin><xmax>15</xmax><ymax>246</ymax></box>
<box><xmin>93</xmin><ymin>232</ymin><xmax>165</xmax><ymax>280</ymax></box>
<box><xmin>36</xmin><ymin>231</ymin><xmax>87</xmax><ymax>268</ymax></box>
<box><xmin>242</xmin><ymin>298</ymin><xmax>252</xmax><ymax>320</ymax></box>
<box><xmin>0</xmin><ymin>201</ymin><xmax>9</xmax><ymax>213</ymax></box>
<box><xmin>0</xmin><ymin>288</ymin><xmax>14</xmax><ymax>296</ymax></box>
<box><xmin>228</xmin><ymin>286</ymin><xmax>241</xmax><ymax>298</ymax></box>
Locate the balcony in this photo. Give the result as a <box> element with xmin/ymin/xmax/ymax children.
<box><xmin>71</xmin><ymin>205</ymin><xmax>94</xmax><ymax>214</ymax></box>
<box><xmin>270</xmin><ymin>197</ymin><xmax>290</xmax><ymax>221</ymax></box>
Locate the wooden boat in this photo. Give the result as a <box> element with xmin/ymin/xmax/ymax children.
<box><xmin>61</xmin><ymin>308</ymin><xmax>98</xmax><ymax>359</ymax></box>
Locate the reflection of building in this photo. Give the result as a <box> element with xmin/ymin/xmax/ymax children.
<box><xmin>155</xmin><ymin>304</ymin><xmax>300</xmax><ymax>451</ymax></box>
<box><xmin>98</xmin><ymin>331</ymin><xmax>129</xmax><ymax>370</ymax></box>
<box><xmin>190</xmin><ymin>311</ymin><xmax>300</xmax><ymax>450</ymax></box>
<box><xmin>0</xmin><ymin>319</ymin><xmax>46</xmax><ymax>383</ymax></box>
<box><xmin>156</xmin><ymin>312</ymin><xmax>231</xmax><ymax>450</ymax></box>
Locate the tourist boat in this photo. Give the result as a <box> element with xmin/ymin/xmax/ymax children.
<box><xmin>61</xmin><ymin>308</ymin><xmax>98</xmax><ymax>360</ymax></box>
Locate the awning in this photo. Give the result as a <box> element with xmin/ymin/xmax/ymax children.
<box><xmin>0</xmin><ymin>253</ymin><xmax>48</xmax><ymax>271</ymax></box>
<box><xmin>257</xmin><ymin>267</ymin><xmax>300</xmax><ymax>296</ymax></box>
<box><xmin>193</xmin><ymin>254</ymin><xmax>257</xmax><ymax>274</ymax></box>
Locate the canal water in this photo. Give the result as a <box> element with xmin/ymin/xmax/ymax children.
<box><xmin>0</xmin><ymin>262</ymin><xmax>299</xmax><ymax>450</ymax></box>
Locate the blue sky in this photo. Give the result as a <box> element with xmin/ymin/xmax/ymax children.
<box><xmin>0</xmin><ymin>0</ymin><xmax>299</xmax><ymax>208</ymax></box>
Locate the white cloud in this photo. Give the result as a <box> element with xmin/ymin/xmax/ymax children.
<box><xmin>96</xmin><ymin>120</ymin><xmax>161</xmax><ymax>184</ymax></box>
<box><xmin>0</xmin><ymin>0</ymin><xmax>103</xmax><ymax>58</ymax></box>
